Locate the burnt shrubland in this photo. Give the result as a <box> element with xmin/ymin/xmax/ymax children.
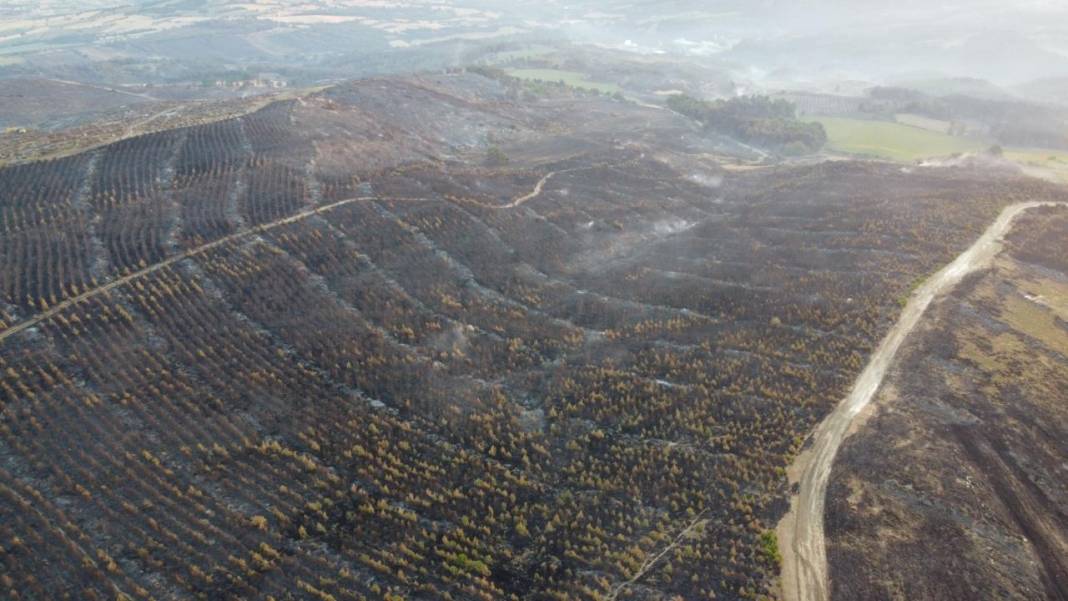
<box><xmin>826</xmin><ymin>206</ymin><xmax>1068</xmax><ymax>601</ymax></box>
<box><xmin>1</xmin><ymin>74</ymin><xmax>1065</xmax><ymax>601</ymax></box>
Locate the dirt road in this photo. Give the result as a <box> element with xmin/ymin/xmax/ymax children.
<box><xmin>777</xmin><ymin>200</ymin><xmax>1068</xmax><ymax>601</ymax></box>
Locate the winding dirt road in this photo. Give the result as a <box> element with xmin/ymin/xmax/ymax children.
<box><xmin>504</xmin><ymin>171</ymin><xmax>558</xmax><ymax>208</ymax></box>
<box><xmin>778</xmin><ymin>200</ymin><xmax>1068</xmax><ymax>601</ymax></box>
<box><xmin>497</xmin><ymin>158</ymin><xmax>638</xmax><ymax>209</ymax></box>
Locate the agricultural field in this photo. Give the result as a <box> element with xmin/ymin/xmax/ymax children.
<box><xmin>812</xmin><ymin>116</ymin><xmax>987</xmax><ymax>161</ymax></box>
<box><xmin>1</xmin><ymin>71</ymin><xmax>1066</xmax><ymax>601</ymax></box>
<box><xmin>505</xmin><ymin>68</ymin><xmax>621</xmax><ymax>93</ymax></box>
<box><xmin>1004</xmin><ymin>148</ymin><xmax>1068</xmax><ymax>184</ymax></box>
<box><xmin>893</xmin><ymin>113</ymin><xmax>952</xmax><ymax>134</ymax></box>
<box><xmin>827</xmin><ymin>206</ymin><xmax>1068</xmax><ymax>600</ymax></box>
<box><xmin>813</xmin><ymin>116</ymin><xmax>1068</xmax><ymax>185</ymax></box>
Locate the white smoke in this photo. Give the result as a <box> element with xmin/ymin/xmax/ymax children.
<box><xmin>653</xmin><ymin>219</ymin><xmax>695</xmax><ymax>235</ymax></box>
<box><xmin>689</xmin><ymin>173</ymin><xmax>723</xmax><ymax>188</ymax></box>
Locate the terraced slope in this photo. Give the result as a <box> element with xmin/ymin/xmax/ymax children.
<box><xmin>1</xmin><ymin>72</ymin><xmax>1065</xmax><ymax>601</ymax></box>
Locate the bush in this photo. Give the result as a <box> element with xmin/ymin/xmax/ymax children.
<box><xmin>759</xmin><ymin>531</ymin><xmax>782</xmax><ymax>566</ymax></box>
<box><xmin>485</xmin><ymin>145</ymin><xmax>509</xmax><ymax>167</ymax></box>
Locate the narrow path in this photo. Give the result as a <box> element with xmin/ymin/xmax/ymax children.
<box><xmin>0</xmin><ymin>194</ymin><xmax>426</xmax><ymax>346</ymax></box>
<box><xmin>121</xmin><ymin>106</ymin><xmax>179</xmax><ymax>139</ymax></box>
<box><xmin>777</xmin><ymin>200</ymin><xmax>1068</xmax><ymax>601</ymax></box>
<box><xmin>468</xmin><ymin>158</ymin><xmax>639</xmax><ymax>210</ymax></box>
<box><xmin>606</xmin><ymin>513</ymin><xmax>709</xmax><ymax>601</ymax></box>
<box><xmin>505</xmin><ymin>170</ymin><xmax>557</xmax><ymax>208</ymax></box>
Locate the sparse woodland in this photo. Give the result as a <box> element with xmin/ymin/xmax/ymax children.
<box><xmin>1</xmin><ymin>79</ymin><xmax>1066</xmax><ymax>601</ymax></box>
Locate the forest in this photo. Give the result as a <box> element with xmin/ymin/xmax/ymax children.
<box><xmin>666</xmin><ymin>94</ymin><xmax>828</xmax><ymax>154</ymax></box>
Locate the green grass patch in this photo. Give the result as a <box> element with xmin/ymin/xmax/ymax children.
<box><xmin>506</xmin><ymin>68</ymin><xmax>620</xmax><ymax>94</ymax></box>
<box><xmin>1003</xmin><ymin>147</ymin><xmax>1068</xmax><ymax>183</ymax></box>
<box><xmin>812</xmin><ymin>117</ymin><xmax>987</xmax><ymax>161</ymax></box>
<box><xmin>759</xmin><ymin>530</ymin><xmax>782</xmax><ymax>566</ymax></box>
<box><xmin>1005</xmin><ymin>148</ymin><xmax>1068</xmax><ymax>163</ymax></box>
<box><xmin>1002</xmin><ymin>295</ymin><xmax>1068</xmax><ymax>356</ymax></box>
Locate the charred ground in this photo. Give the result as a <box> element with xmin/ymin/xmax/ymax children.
<box><xmin>826</xmin><ymin>206</ymin><xmax>1068</xmax><ymax>601</ymax></box>
<box><xmin>1</xmin><ymin>71</ymin><xmax>1065</xmax><ymax>601</ymax></box>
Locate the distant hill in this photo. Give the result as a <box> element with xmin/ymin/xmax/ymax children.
<box><xmin>1015</xmin><ymin>77</ymin><xmax>1068</xmax><ymax>107</ymax></box>
<box><xmin>890</xmin><ymin>77</ymin><xmax>1015</xmax><ymax>101</ymax></box>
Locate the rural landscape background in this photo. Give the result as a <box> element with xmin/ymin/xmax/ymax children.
<box><xmin>1</xmin><ymin>2</ymin><xmax>1066</xmax><ymax>600</ymax></box>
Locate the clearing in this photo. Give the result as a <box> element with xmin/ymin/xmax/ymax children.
<box><xmin>813</xmin><ymin>116</ymin><xmax>986</xmax><ymax>161</ymax></box>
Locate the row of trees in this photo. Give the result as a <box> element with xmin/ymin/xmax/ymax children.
<box><xmin>0</xmin><ymin>153</ymin><xmax>99</xmax><ymax>312</ymax></box>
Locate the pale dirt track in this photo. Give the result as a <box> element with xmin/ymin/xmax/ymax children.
<box><xmin>777</xmin><ymin>201</ymin><xmax>1068</xmax><ymax>601</ymax></box>
<box><xmin>497</xmin><ymin>158</ymin><xmax>639</xmax><ymax>210</ymax></box>
<box><xmin>46</xmin><ymin>78</ymin><xmax>160</xmax><ymax>101</ymax></box>
<box><xmin>460</xmin><ymin>159</ymin><xmax>635</xmax><ymax>211</ymax></box>
<box><xmin>504</xmin><ymin>170</ymin><xmax>558</xmax><ymax>208</ymax></box>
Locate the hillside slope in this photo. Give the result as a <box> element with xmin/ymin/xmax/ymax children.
<box><xmin>1</xmin><ymin>71</ymin><xmax>1065</xmax><ymax>600</ymax></box>
<box><xmin>827</xmin><ymin>207</ymin><xmax>1068</xmax><ymax>601</ymax></box>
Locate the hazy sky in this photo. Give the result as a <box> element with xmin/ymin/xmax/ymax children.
<box><xmin>4</xmin><ymin>0</ymin><xmax>1068</xmax><ymax>85</ymax></box>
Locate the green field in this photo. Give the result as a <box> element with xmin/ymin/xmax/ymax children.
<box><xmin>1004</xmin><ymin>148</ymin><xmax>1068</xmax><ymax>183</ymax></box>
<box><xmin>894</xmin><ymin>113</ymin><xmax>952</xmax><ymax>134</ymax></box>
<box><xmin>812</xmin><ymin>116</ymin><xmax>1068</xmax><ymax>182</ymax></box>
<box><xmin>506</xmin><ymin>69</ymin><xmax>620</xmax><ymax>94</ymax></box>
<box><xmin>812</xmin><ymin>117</ymin><xmax>987</xmax><ymax>161</ymax></box>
